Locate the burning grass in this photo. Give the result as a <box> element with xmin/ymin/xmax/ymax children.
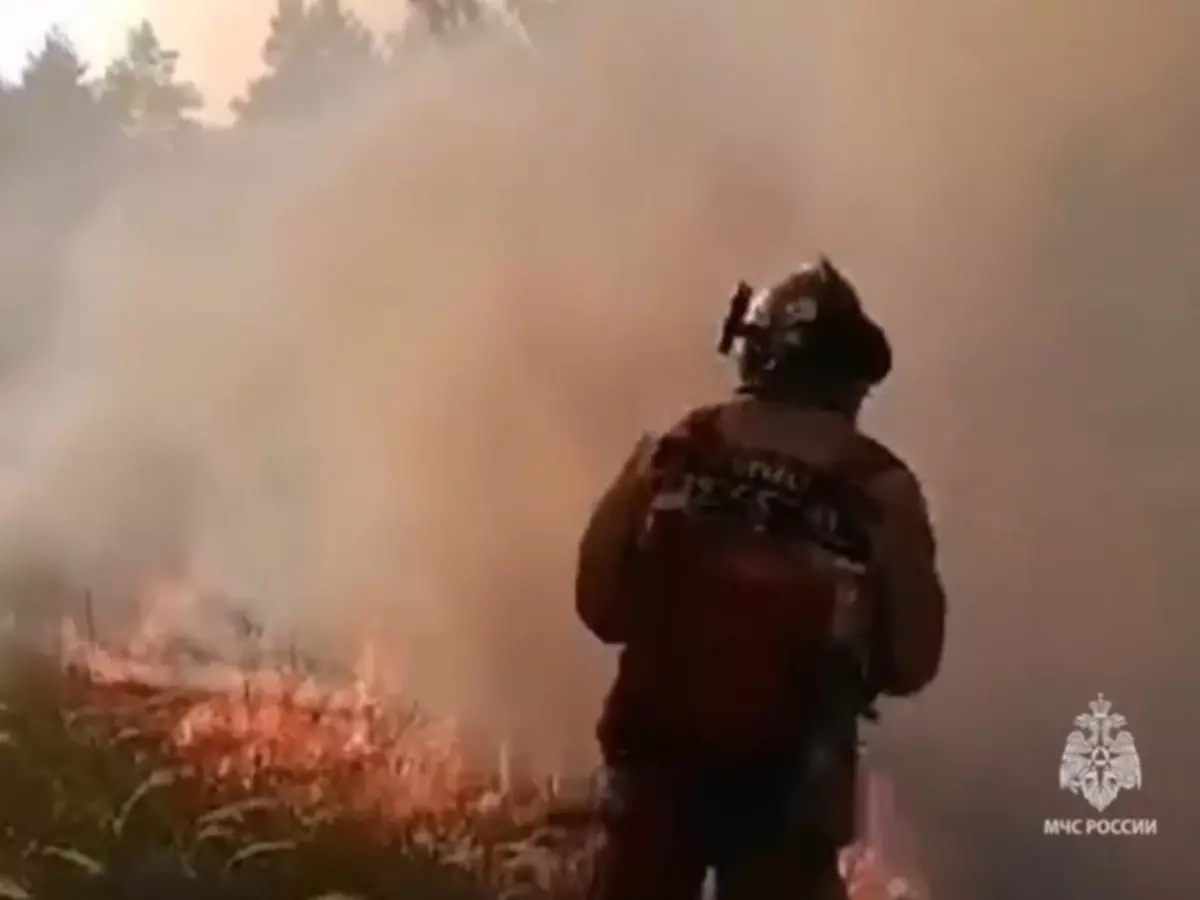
<box><xmin>0</xmin><ymin>657</ymin><xmax>601</xmax><ymax>899</ymax></box>
<box><xmin>0</xmin><ymin>585</ymin><xmax>924</xmax><ymax>899</ymax></box>
<box><xmin>0</xmin><ymin>587</ymin><xmax>600</xmax><ymax>900</ymax></box>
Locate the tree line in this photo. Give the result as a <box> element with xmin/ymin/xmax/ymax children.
<box><xmin>0</xmin><ymin>0</ymin><xmax>539</xmax><ymax>389</ymax></box>
<box><xmin>0</xmin><ymin>0</ymin><xmax>530</xmax><ymax>166</ymax></box>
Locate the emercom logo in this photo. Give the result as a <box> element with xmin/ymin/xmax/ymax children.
<box><xmin>1043</xmin><ymin>693</ymin><xmax>1157</xmax><ymax>838</ymax></box>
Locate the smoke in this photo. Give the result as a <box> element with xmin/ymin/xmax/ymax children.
<box><xmin>1</xmin><ymin>0</ymin><xmax>1199</xmax><ymax>893</ymax></box>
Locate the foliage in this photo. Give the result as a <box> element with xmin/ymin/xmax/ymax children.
<box><xmin>6</xmin><ymin>30</ymin><xmax>115</xmax><ymax>158</ymax></box>
<box><xmin>100</xmin><ymin>21</ymin><xmax>204</xmax><ymax>139</ymax></box>
<box><xmin>0</xmin><ymin>653</ymin><xmax>596</xmax><ymax>900</ymax></box>
<box><xmin>233</xmin><ymin>0</ymin><xmax>383</xmax><ymax>123</ymax></box>
<box><xmin>408</xmin><ymin>0</ymin><xmax>490</xmax><ymax>39</ymax></box>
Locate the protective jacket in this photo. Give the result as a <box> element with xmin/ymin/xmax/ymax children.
<box><xmin>576</xmin><ymin>397</ymin><xmax>946</xmax><ymax>772</ymax></box>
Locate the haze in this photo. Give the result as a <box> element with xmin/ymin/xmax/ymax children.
<box><xmin>0</xmin><ymin>0</ymin><xmax>1197</xmax><ymax>896</ymax></box>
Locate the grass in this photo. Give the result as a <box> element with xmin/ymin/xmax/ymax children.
<box><xmin>0</xmin><ymin>610</ymin><xmax>921</xmax><ymax>900</ymax></box>
<box><xmin>0</xmin><ymin>645</ymin><xmax>597</xmax><ymax>900</ymax></box>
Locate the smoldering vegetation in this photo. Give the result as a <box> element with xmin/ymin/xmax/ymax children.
<box><xmin>0</xmin><ymin>0</ymin><xmax>1196</xmax><ymax>895</ymax></box>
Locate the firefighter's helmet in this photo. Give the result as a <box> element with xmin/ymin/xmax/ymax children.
<box><xmin>718</xmin><ymin>257</ymin><xmax>891</xmax><ymax>394</ymax></box>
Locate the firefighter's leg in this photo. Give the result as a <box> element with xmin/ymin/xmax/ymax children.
<box><xmin>715</xmin><ymin>837</ymin><xmax>848</xmax><ymax>900</ymax></box>
<box><xmin>588</xmin><ymin>766</ymin><xmax>708</xmax><ymax>900</ymax></box>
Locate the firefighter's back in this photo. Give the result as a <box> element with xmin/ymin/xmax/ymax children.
<box><xmin>599</xmin><ymin>396</ymin><xmax>900</xmax><ymax>766</ymax></box>
<box><xmin>579</xmin><ymin>259</ymin><xmax>946</xmax><ymax>900</ymax></box>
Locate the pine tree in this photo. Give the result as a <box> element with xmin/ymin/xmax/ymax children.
<box><xmin>101</xmin><ymin>21</ymin><xmax>204</xmax><ymax>140</ymax></box>
<box><xmin>11</xmin><ymin>29</ymin><xmax>114</xmax><ymax>156</ymax></box>
<box><xmin>407</xmin><ymin>0</ymin><xmax>488</xmax><ymax>39</ymax></box>
<box><xmin>0</xmin><ymin>77</ymin><xmax>16</xmax><ymax>166</ymax></box>
<box><xmin>233</xmin><ymin>0</ymin><xmax>381</xmax><ymax>122</ymax></box>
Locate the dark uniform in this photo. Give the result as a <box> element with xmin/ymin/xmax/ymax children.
<box><xmin>575</xmin><ymin>259</ymin><xmax>946</xmax><ymax>900</ymax></box>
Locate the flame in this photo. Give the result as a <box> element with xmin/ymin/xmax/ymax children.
<box><xmin>59</xmin><ymin>580</ymin><xmax>474</xmax><ymax>823</ymax></box>
<box><xmin>56</xmin><ymin>580</ymin><xmax>929</xmax><ymax>896</ymax></box>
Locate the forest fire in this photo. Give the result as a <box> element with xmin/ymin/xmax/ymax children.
<box><xmin>56</xmin><ymin>579</ymin><xmax>479</xmax><ymax>825</ymax></box>
<box><xmin>47</xmin><ymin>578</ymin><xmax>927</xmax><ymax>898</ymax></box>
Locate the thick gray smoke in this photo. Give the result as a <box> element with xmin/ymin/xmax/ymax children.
<box><xmin>0</xmin><ymin>0</ymin><xmax>1198</xmax><ymax>894</ymax></box>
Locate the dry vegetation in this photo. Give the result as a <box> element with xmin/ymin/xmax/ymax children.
<box><xmin>0</xmin><ymin>589</ymin><xmax>914</xmax><ymax>900</ymax></box>
<box><xmin>0</xmin><ymin>600</ymin><xmax>601</xmax><ymax>900</ymax></box>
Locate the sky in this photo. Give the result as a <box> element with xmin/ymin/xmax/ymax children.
<box><xmin>0</xmin><ymin>0</ymin><xmax>134</xmax><ymax>80</ymax></box>
<box><xmin>0</xmin><ymin>0</ymin><xmax>408</xmax><ymax>108</ymax></box>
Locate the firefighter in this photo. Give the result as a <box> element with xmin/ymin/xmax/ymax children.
<box><xmin>575</xmin><ymin>258</ymin><xmax>946</xmax><ymax>900</ymax></box>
